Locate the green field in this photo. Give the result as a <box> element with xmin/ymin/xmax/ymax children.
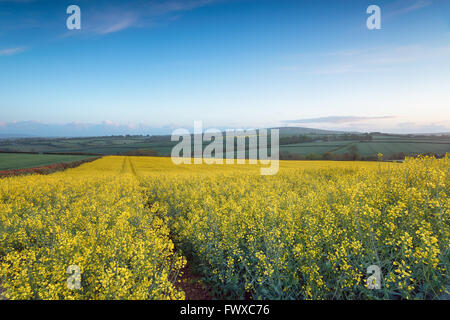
<box><xmin>0</xmin><ymin>153</ymin><xmax>95</xmax><ymax>171</ymax></box>
<box><xmin>338</xmin><ymin>141</ymin><xmax>450</xmax><ymax>156</ymax></box>
<box><xmin>0</xmin><ymin>136</ymin><xmax>178</xmax><ymax>156</ymax></box>
<box><xmin>280</xmin><ymin>139</ymin><xmax>449</xmax><ymax>158</ymax></box>
<box><xmin>0</xmin><ymin>131</ymin><xmax>448</xmax><ymax>160</ymax></box>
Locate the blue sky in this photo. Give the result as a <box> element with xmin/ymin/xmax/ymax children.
<box><xmin>0</xmin><ymin>0</ymin><xmax>449</xmax><ymax>134</ymax></box>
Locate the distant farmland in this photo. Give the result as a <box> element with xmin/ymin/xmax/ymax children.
<box><xmin>0</xmin><ymin>130</ymin><xmax>448</xmax><ymax>161</ymax></box>
<box><xmin>280</xmin><ymin>139</ymin><xmax>450</xmax><ymax>157</ymax></box>
<box><xmin>0</xmin><ymin>136</ymin><xmax>176</xmax><ymax>156</ymax></box>
<box><xmin>0</xmin><ymin>153</ymin><xmax>95</xmax><ymax>171</ymax></box>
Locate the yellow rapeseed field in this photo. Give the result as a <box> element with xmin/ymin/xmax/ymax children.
<box><xmin>0</xmin><ymin>155</ymin><xmax>448</xmax><ymax>299</ymax></box>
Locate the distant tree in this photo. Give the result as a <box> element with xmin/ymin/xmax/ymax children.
<box><xmin>322</xmin><ymin>152</ymin><xmax>334</xmax><ymax>160</ymax></box>
<box><xmin>305</xmin><ymin>153</ymin><xmax>320</xmax><ymax>160</ymax></box>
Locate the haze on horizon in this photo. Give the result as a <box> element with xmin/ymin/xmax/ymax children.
<box><xmin>0</xmin><ymin>0</ymin><xmax>449</xmax><ymax>136</ymax></box>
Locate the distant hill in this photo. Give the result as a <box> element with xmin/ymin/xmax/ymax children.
<box><xmin>0</xmin><ymin>133</ymin><xmax>36</xmax><ymax>139</ymax></box>
<box><xmin>274</xmin><ymin>127</ymin><xmax>358</xmax><ymax>136</ymax></box>
<box><xmin>414</xmin><ymin>132</ymin><xmax>450</xmax><ymax>136</ymax></box>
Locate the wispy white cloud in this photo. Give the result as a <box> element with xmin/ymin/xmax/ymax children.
<box><xmin>386</xmin><ymin>0</ymin><xmax>433</xmax><ymax>18</ymax></box>
<box><xmin>310</xmin><ymin>44</ymin><xmax>450</xmax><ymax>75</ymax></box>
<box><xmin>3</xmin><ymin>0</ymin><xmax>226</xmax><ymax>37</ymax></box>
<box><xmin>0</xmin><ymin>47</ymin><xmax>26</xmax><ymax>56</ymax></box>
<box><xmin>279</xmin><ymin>42</ymin><xmax>450</xmax><ymax>75</ymax></box>
<box><xmin>93</xmin><ymin>12</ymin><xmax>139</xmax><ymax>35</ymax></box>
<box><xmin>84</xmin><ymin>0</ymin><xmax>225</xmax><ymax>35</ymax></box>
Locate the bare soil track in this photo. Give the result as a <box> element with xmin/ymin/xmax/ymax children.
<box><xmin>175</xmin><ymin>265</ymin><xmax>211</xmax><ymax>300</ymax></box>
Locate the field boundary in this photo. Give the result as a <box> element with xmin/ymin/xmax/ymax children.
<box><xmin>0</xmin><ymin>156</ymin><xmax>102</xmax><ymax>178</ymax></box>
